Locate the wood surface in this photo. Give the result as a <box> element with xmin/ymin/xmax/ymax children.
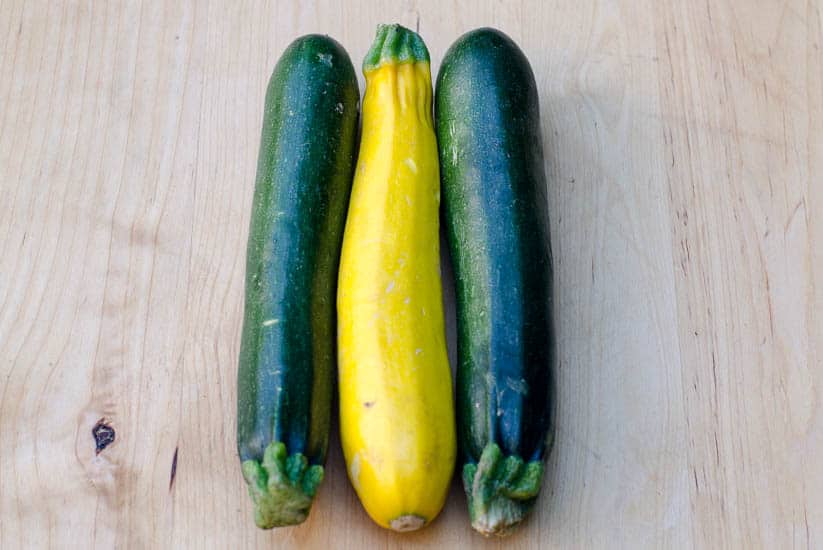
<box><xmin>1</xmin><ymin>1</ymin><xmax>821</xmax><ymax>548</ymax></box>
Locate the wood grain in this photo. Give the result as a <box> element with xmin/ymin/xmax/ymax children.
<box><xmin>1</xmin><ymin>1</ymin><xmax>820</xmax><ymax>548</ymax></box>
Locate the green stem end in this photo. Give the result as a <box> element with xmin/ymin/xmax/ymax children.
<box><xmin>462</xmin><ymin>443</ymin><xmax>544</xmax><ymax>537</ymax></box>
<box><xmin>363</xmin><ymin>23</ymin><xmax>430</xmax><ymax>72</ymax></box>
<box><xmin>241</xmin><ymin>442</ymin><xmax>324</xmax><ymax>529</ymax></box>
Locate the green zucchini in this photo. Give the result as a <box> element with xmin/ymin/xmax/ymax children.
<box><xmin>236</xmin><ymin>34</ymin><xmax>359</xmax><ymax>529</ymax></box>
<box><xmin>435</xmin><ymin>28</ymin><xmax>555</xmax><ymax>536</ymax></box>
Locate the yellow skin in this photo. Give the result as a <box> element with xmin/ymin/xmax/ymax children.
<box><xmin>337</xmin><ymin>57</ymin><xmax>456</xmax><ymax>531</ymax></box>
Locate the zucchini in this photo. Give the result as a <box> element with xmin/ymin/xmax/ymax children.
<box><xmin>236</xmin><ymin>34</ymin><xmax>359</xmax><ymax>529</ymax></box>
<box><xmin>337</xmin><ymin>24</ymin><xmax>456</xmax><ymax>532</ymax></box>
<box><xmin>435</xmin><ymin>28</ymin><xmax>555</xmax><ymax>536</ymax></box>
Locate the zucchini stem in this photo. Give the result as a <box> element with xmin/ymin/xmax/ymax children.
<box><xmin>363</xmin><ymin>23</ymin><xmax>430</xmax><ymax>72</ymax></box>
<box><xmin>241</xmin><ymin>441</ymin><xmax>324</xmax><ymax>528</ymax></box>
<box><xmin>462</xmin><ymin>443</ymin><xmax>544</xmax><ymax>536</ymax></box>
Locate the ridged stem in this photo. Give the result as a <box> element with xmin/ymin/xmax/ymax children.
<box><xmin>241</xmin><ymin>441</ymin><xmax>324</xmax><ymax>528</ymax></box>
<box><xmin>462</xmin><ymin>443</ymin><xmax>544</xmax><ymax>537</ymax></box>
<box><xmin>363</xmin><ymin>24</ymin><xmax>430</xmax><ymax>72</ymax></box>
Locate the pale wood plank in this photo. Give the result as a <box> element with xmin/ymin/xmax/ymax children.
<box><xmin>654</xmin><ymin>1</ymin><xmax>822</xmax><ymax>547</ymax></box>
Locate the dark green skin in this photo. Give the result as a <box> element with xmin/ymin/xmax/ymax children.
<box><xmin>236</xmin><ymin>35</ymin><xmax>358</xmax><ymax>527</ymax></box>
<box><xmin>436</xmin><ymin>28</ymin><xmax>554</xmax><ymax>535</ymax></box>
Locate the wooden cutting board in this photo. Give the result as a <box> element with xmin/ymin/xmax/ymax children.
<box><xmin>1</xmin><ymin>1</ymin><xmax>820</xmax><ymax>548</ymax></box>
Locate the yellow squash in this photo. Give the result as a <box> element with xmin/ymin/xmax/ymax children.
<box><xmin>337</xmin><ymin>24</ymin><xmax>456</xmax><ymax>532</ymax></box>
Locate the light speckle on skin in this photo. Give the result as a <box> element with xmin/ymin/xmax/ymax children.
<box><xmin>335</xmin><ymin>102</ymin><xmax>344</xmax><ymax>114</ymax></box>
<box><xmin>506</xmin><ymin>377</ymin><xmax>529</xmax><ymax>395</ymax></box>
<box><xmin>317</xmin><ymin>52</ymin><xmax>333</xmax><ymax>66</ymax></box>
<box><xmin>404</xmin><ymin>297</ymin><xmax>410</xmax><ymax>304</ymax></box>
<box><xmin>262</xmin><ymin>319</ymin><xmax>279</xmax><ymax>327</ymax></box>
<box><xmin>349</xmin><ymin>453</ymin><xmax>361</xmax><ymax>491</ymax></box>
<box><xmin>386</xmin><ymin>281</ymin><xmax>395</xmax><ymax>293</ymax></box>
<box><xmin>404</xmin><ymin>195</ymin><xmax>412</xmax><ymax>206</ymax></box>
<box><xmin>415</xmin><ymin>348</ymin><xmax>423</xmax><ymax>355</ymax></box>
<box><xmin>404</xmin><ymin>157</ymin><xmax>418</xmax><ymax>173</ymax></box>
